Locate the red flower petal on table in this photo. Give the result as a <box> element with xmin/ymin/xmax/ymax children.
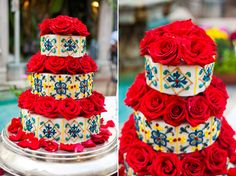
<box><xmin>39</xmin><ymin>139</ymin><xmax>58</xmax><ymax>152</ymax></box>
<box><xmin>17</xmin><ymin>140</ymin><xmax>29</xmax><ymax>148</ymax></box>
<box><xmin>9</xmin><ymin>129</ymin><xmax>25</xmax><ymax>141</ymax></box>
<box><xmin>74</xmin><ymin>144</ymin><xmax>84</xmax><ymax>152</ymax></box>
<box><xmin>0</xmin><ymin>168</ymin><xmax>4</xmax><ymax>176</ymax></box>
<box><xmin>100</xmin><ymin>120</ymin><xmax>115</xmax><ymax>128</ymax></box>
<box><xmin>27</xmin><ymin>137</ymin><xmax>40</xmax><ymax>150</ymax></box>
<box><xmin>81</xmin><ymin>139</ymin><xmax>96</xmax><ymax>148</ymax></box>
<box><xmin>8</xmin><ymin>117</ymin><xmax>22</xmax><ymax>133</ymax></box>
<box><xmin>60</xmin><ymin>143</ymin><xmax>76</xmax><ymax>152</ymax></box>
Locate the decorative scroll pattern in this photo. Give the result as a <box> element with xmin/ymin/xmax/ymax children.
<box><xmin>20</xmin><ymin>109</ymin><xmax>101</xmax><ymax>144</ymax></box>
<box><xmin>145</xmin><ymin>56</ymin><xmax>215</xmax><ymax>96</ymax></box>
<box><xmin>40</xmin><ymin>34</ymin><xmax>86</xmax><ymax>57</ymax></box>
<box><xmin>134</xmin><ymin>111</ymin><xmax>221</xmax><ymax>154</ymax></box>
<box><xmin>30</xmin><ymin>72</ymin><xmax>94</xmax><ymax>100</ymax></box>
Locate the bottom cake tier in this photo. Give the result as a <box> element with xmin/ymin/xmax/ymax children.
<box><xmin>119</xmin><ymin>114</ymin><xmax>236</xmax><ymax>176</ymax></box>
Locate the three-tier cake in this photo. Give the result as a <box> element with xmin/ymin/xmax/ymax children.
<box><xmin>119</xmin><ymin>20</ymin><xmax>236</xmax><ymax>176</ymax></box>
<box><xmin>6</xmin><ymin>16</ymin><xmax>115</xmax><ymax>152</ymax></box>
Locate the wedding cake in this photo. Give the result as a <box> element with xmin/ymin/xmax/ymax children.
<box><xmin>119</xmin><ymin>20</ymin><xmax>236</xmax><ymax>176</ymax></box>
<box><xmin>6</xmin><ymin>16</ymin><xmax>114</xmax><ymax>152</ymax></box>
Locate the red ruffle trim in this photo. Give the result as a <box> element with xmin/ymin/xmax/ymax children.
<box><xmin>119</xmin><ymin>114</ymin><xmax>236</xmax><ymax>176</ymax></box>
<box><xmin>18</xmin><ymin>90</ymin><xmax>106</xmax><ymax>120</ymax></box>
<box><xmin>125</xmin><ymin>73</ymin><xmax>228</xmax><ymax>127</ymax></box>
<box><xmin>39</xmin><ymin>15</ymin><xmax>89</xmax><ymax>36</ymax></box>
<box><xmin>27</xmin><ymin>53</ymin><xmax>97</xmax><ymax>74</ymax></box>
<box><xmin>8</xmin><ymin>117</ymin><xmax>115</xmax><ymax>152</ymax></box>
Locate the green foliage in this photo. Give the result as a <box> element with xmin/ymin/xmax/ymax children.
<box><xmin>215</xmin><ymin>49</ymin><xmax>236</xmax><ymax>74</ymax></box>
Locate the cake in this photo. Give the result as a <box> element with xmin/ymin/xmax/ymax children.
<box><xmin>119</xmin><ymin>20</ymin><xmax>236</xmax><ymax>176</ymax></box>
<box><xmin>6</xmin><ymin>16</ymin><xmax>115</xmax><ymax>152</ymax></box>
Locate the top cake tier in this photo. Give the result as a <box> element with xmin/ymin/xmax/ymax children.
<box><xmin>39</xmin><ymin>16</ymin><xmax>89</xmax><ymax>58</ymax></box>
<box><xmin>140</xmin><ymin>20</ymin><xmax>217</xmax><ymax>96</ymax></box>
<box><xmin>140</xmin><ymin>20</ymin><xmax>216</xmax><ymax>67</ymax></box>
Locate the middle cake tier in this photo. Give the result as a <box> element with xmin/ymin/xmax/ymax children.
<box><xmin>134</xmin><ymin>111</ymin><xmax>221</xmax><ymax>154</ymax></box>
<box><xmin>29</xmin><ymin>72</ymin><xmax>94</xmax><ymax>100</ymax></box>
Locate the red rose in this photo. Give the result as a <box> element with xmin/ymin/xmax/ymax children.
<box><xmin>202</xmin><ymin>143</ymin><xmax>228</xmax><ymax>175</ymax></box>
<box><xmin>90</xmin><ymin>91</ymin><xmax>106</xmax><ymax>112</ymax></box>
<box><xmin>58</xmin><ymin>98</ymin><xmax>81</xmax><ymax>120</ymax></box>
<box><xmin>149</xmin><ymin>35</ymin><xmax>180</xmax><ymax>65</ymax></box>
<box><xmin>18</xmin><ymin>90</ymin><xmax>38</xmax><ymax>110</ymax></box>
<box><xmin>126</xmin><ymin>141</ymin><xmax>153</xmax><ymax>174</ymax></box>
<box><xmin>39</xmin><ymin>18</ymin><xmax>52</xmax><ymax>36</ymax></box>
<box><xmin>73</xmin><ymin>18</ymin><xmax>90</xmax><ymax>36</ymax></box>
<box><xmin>181</xmin><ymin>153</ymin><xmax>206</xmax><ymax>176</ymax></box>
<box><xmin>39</xmin><ymin>139</ymin><xmax>59</xmax><ymax>152</ymax></box>
<box><xmin>163</xmin><ymin>97</ymin><xmax>187</xmax><ymax>126</ymax></box>
<box><xmin>120</xmin><ymin>128</ymin><xmax>138</xmax><ymax>155</ymax></box>
<box><xmin>187</xmin><ymin>96</ymin><xmax>210</xmax><ymax>126</ymax></box>
<box><xmin>121</xmin><ymin>114</ymin><xmax>136</xmax><ymax>134</ymax></box>
<box><xmin>140</xmin><ymin>89</ymin><xmax>166</xmax><ymax>121</ymax></box>
<box><xmin>66</xmin><ymin>57</ymin><xmax>82</xmax><ymax>74</ymax></box>
<box><xmin>78</xmin><ymin>55</ymin><xmax>95</xmax><ymax>73</ymax></box>
<box><xmin>217</xmin><ymin>117</ymin><xmax>236</xmax><ymax>155</ymax></box>
<box><xmin>124</xmin><ymin>73</ymin><xmax>148</xmax><ymax>110</ymax></box>
<box><xmin>140</xmin><ymin>30</ymin><xmax>156</xmax><ymax>56</ymax></box>
<box><xmin>34</xmin><ymin>96</ymin><xmax>58</xmax><ymax>118</ymax></box>
<box><xmin>45</xmin><ymin>56</ymin><xmax>66</xmax><ymax>73</ymax></box>
<box><xmin>27</xmin><ymin>52</ymin><xmax>46</xmax><ymax>73</ymax></box>
<box><xmin>80</xmin><ymin>98</ymin><xmax>95</xmax><ymax>117</ymax></box>
<box><xmin>181</xmin><ymin>37</ymin><xmax>215</xmax><ymax>66</ymax></box>
<box><xmin>149</xmin><ymin>153</ymin><xmax>181</xmax><ymax>176</ymax></box>
<box><xmin>204</xmin><ymin>86</ymin><xmax>227</xmax><ymax>117</ymax></box>
<box><xmin>211</xmin><ymin>76</ymin><xmax>228</xmax><ymax>99</ymax></box>
<box><xmin>50</xmin><ymin>16</ymin><xmax>74</xmax><ymax>35</ymax></box>
<box><xmin>228</xmin><ymin>168</ymin><xmax>236</xmax><ymax>176</ymax></box>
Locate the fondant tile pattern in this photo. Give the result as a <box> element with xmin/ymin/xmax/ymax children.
<box><xmin>20</xmin><ymin>109</ymin><xmax>101</xmax><ymax>144</ymax></box>
<box><xmin>134</xmin><ymin>111</ymin><xmax>221</xmax><ymax>154</ymax></box>
<box><xmin>145</xmin><ymin>55</ymin><xmax>215</xmax><ymax>97</ymax></box>
<box><xmin>30</xmin><ymin>72</ymin><xmax>94</xmax><ymax>100</ymax></box>
<box><xmin>40</xmin><ymin>34</ymin><xmax>86</xmax><ymax>57</ymax></box>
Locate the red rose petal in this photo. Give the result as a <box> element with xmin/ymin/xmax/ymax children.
<box><xmin>81</xmin><ymin>139</ymin><xmax>96</xmax><ymax>148</ymax></box>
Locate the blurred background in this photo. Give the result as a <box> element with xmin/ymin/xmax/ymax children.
<box><xmin>119</xmin><ymin>0</ymin><xmax>236</xmax><ymax>127</ymax></box>
<box><xmin>0</xmin><ymin>0</ymin><xmax>117</xmax><ymax>130</ymax></box>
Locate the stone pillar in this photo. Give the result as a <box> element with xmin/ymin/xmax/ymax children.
<box><xmin>97</xmin><ymin>0</ymin><xmax>113</xmax><ymax>77</ymax></box>
<box><xmin>0</xmin><ymin>0</ymin><xmax>9</xmax><ymax>84</ymax></box>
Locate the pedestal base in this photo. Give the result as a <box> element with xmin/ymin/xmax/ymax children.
<box><xmin>0</xmin><ymin>128</ymin><xmax>117</xmax><ymax>176</ymax></box>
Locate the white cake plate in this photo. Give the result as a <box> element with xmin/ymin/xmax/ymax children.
<box><xmin>0</xmin><ymin>127</ymin><xmax>117</xmax><ymax>176</ymax></box>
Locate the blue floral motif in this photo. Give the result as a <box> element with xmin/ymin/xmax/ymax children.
<box><xmin>202</xmin><ymin>67</ymin><xmax>212</xmax><ymax>82</ymax></box>
<box><xmin>44</xmin><ymin>39</ymin><xmax>53</xmax><ymax>51</ymax></box>
<box><xmin>146</xmin><ymin>64</ymin><xmax>154</xmax><ymax>80</ymax></box>
<box><xmin>68</xmin><ymin>124</ymin><xmax>81</xmax><ymax>138</ymax></box>
<box><xmin>166</xmin><ymin>71</ymin><xmax>188</xmax><ymax>88</ymax></box>
<box><xmin>63</xmin><ymin>39</ymin><xmax>77</xmax><ymax>51</ymax></box>
<box><xmin>188</xmin><ymin>130</ymin><xmax>204</xmax><ymax>146</ymax></box>
<box><xmin>89</xmin><ymin>120</ymin><xmax>97</xmax><ymax>133</ymax></box>
<box><xmin>151</xmin><ymin>130</ymin><xmax>168</xmax><ymax>147</ymax></box>
<box><xmin>42</xmin><ymin>124</ymin><xmax>57</xmax><ymax>138</ymax></box>
<box><xmin>26</xmin><ymin>119</ymin><xmax>33</xmax><ymax>131</ymax></box>
<box><xmin>55</xmin><ymin>81</ymin><xmax>67</xmax><ymax>95</ymax></box>
<box><xmin>34</xmin><ymin>78</ymin><xmax>43</xmax><ymax>92</ymax></box>
<box><xmin>79</xmin><ymin>80</ymin><xmax>88</xmax><ymax>94</ymax></box>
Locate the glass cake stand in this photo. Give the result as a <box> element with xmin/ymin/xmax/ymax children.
<box><xmin>0</xmin><ymin>127</ymin><xmax>117</xmax><ymax>176</ymax></box>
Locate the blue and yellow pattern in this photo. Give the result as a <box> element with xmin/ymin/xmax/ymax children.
<box><xmin>40</xmin><ymin>34</ymin><xmax>86</xmax><ymax>57</ymax></box>
<box><xmin>20</xmin><ymin>109</ymin><xmax>101</xmax><ymax>144</ymax></box>
<box><xmin>145</xmin><ymin>56</ymin><xmax>215</xmax><ymax>97</ymax></box>
<box><xmin>30</xmin><ymin>72</ymin><xmax>94</xmax><ymax>100</ymax></box>
<box><xmin>134</xmin><ymin>111</ymin><xmax>221</xmax><ymax>154</ymax></box>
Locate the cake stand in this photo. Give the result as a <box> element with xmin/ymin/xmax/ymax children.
<box><xmin>0</xmin><ymin>127</ymin><xmax>117</xmax><ymax>176</ymax></box>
